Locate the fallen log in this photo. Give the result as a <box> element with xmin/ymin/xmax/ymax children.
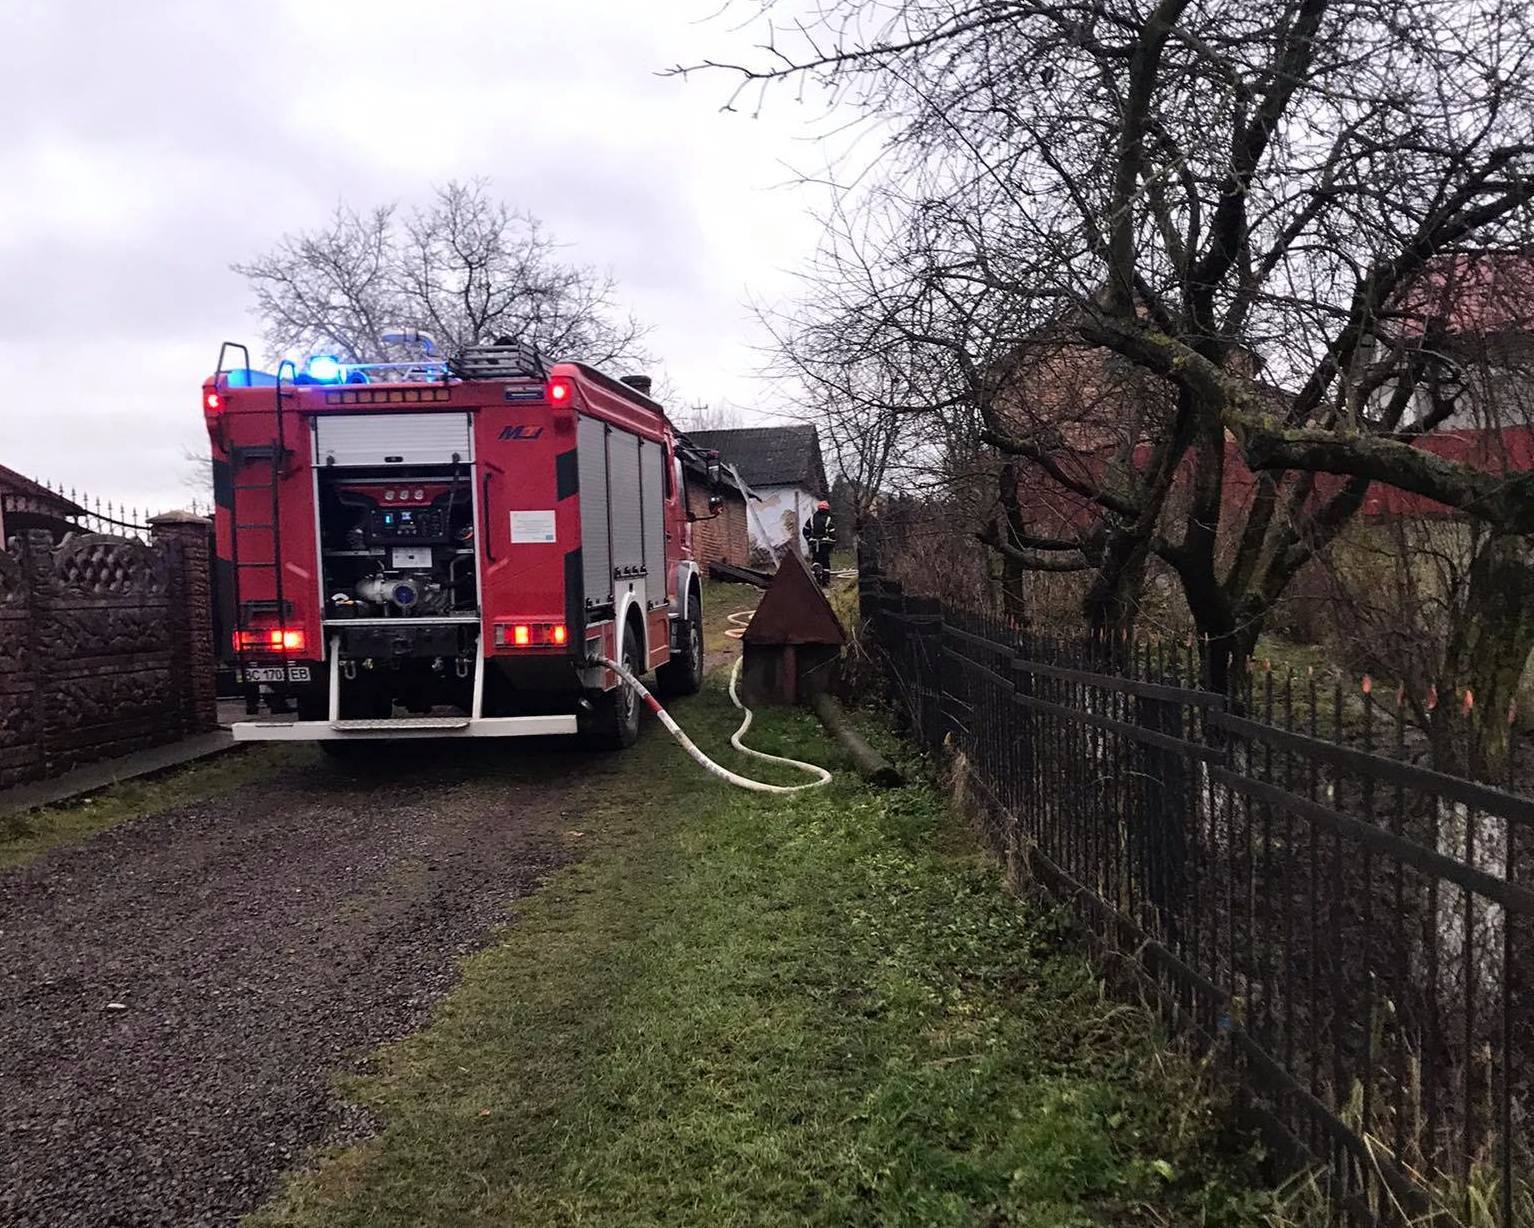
<box><xmin>809</xmin><ymin>694</ymin><xmax>903</xmax><ymax>787</ymax></box>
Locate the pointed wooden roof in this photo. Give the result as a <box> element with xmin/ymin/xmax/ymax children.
<box><xmin>742</xmin><ymin>551</ymin><xmax>847</xmax><ymax>646</ymax></box>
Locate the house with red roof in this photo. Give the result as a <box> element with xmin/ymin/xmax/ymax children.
<box><xmin>999</xmin><ymin>250</ymin><xmax>1534</xmax><ymax>538</ymax></box>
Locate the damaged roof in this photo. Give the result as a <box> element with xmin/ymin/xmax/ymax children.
<box><xmin>688</xmin><ymin>426</ymin><xmax>828</xmax><ymax>495</ymax></box>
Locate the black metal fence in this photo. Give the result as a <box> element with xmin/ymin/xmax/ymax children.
<box><xmin>1</xmin><ymin>487</ymin><xmax>169</xmax><ymax>542</ymax></box>
<box><xmin>860</xmin><ymin>573</ymin><xmax>1531</xmax><ymax>1226</ymax></box>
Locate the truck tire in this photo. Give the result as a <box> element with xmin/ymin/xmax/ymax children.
<box><xmin>586</xmin><ymin>623</ymin><xmax>643</xmax><ymax>750</ymax></box>
<box><xmin>656</xmin><ymin>592</ymin><xmax>704</xmax><ymax>697</ymax></box>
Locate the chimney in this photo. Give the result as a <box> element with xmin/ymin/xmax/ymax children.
<box><xmin>620</xmin><ymin>374</ymin><xmax>653</xmax><ymax>396</ymax></box>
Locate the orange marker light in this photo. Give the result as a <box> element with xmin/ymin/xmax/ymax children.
<box><xmin>552</xmin><ymin>624</ymin><xmax>568</xmax><ymax>646</ymax></box>
<box><xmin>513</xmin><ymin>624</ymin><xmax>531</xmax><ymax>647</ymax></box>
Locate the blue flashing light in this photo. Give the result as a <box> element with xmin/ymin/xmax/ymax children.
<box><xmin>305</xmin><ymin>354</ymin><xmax>344</xmax><ymax>383</ymax></box>
<box><xmin>222</xmin><ymin>368</ymin><xmax>279</xmax><ymax>388</ymax></box>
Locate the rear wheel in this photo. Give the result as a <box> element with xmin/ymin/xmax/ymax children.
<box><xmin>585</xmin><ymin>623</ymin><xmax>643</xmax><ymax>750</ymax></box>
<box><xmin>656</xmin><ymin>591</ymin><xmax>704</xmax><ymax>697</ymax></box>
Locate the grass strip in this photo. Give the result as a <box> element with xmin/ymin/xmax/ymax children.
<box><xmin>0</xmin><ymin>745</ymin><xmax>294</xmax><ymax>871</ymax></box>
<box><xmin>251</xmin><ymin>679</ymin><xmax>1272</xmax><ymax>1227</ymax></box>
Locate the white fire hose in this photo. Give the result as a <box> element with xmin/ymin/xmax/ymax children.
<box><xmin>594</xmin><ymin>609</ymin><xmax>831</xmax><ymax>794</ymax></box>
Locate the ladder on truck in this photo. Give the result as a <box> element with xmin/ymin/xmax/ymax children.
<box><xmin>226</xmin><ymin>355</ymin><xmax>296</xmax><ymax>715</ymax></box>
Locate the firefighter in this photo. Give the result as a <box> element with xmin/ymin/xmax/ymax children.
<box><xmin>802</xmin><ymin>499</ymin><xmax>836</xmax><ymax>586</ymax></box>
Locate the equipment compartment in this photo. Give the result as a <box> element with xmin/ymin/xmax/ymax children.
<box><xmin>316</xmin><ymin>466</ymin><xmax>478</xmax><ymax>623</ymax></box>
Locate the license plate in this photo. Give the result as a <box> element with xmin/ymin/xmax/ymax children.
<box><xmin>243</xmin><ymin>666</ymin><xmax>311</xmax><ymax>683</ymax></box>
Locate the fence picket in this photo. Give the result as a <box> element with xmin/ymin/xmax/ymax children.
<box><xmin>860</xmin><ymin>565</ymin><xmax>1529</xmax><ymax>1225</ymax></box>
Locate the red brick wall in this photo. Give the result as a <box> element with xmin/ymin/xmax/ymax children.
<box><xmin>687</xmin><ymin>487</ymin><xmax>749</xmax><ymax>570</ymax></box>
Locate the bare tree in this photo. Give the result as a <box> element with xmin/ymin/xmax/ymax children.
<box><xmin>687</xmin><ymin>0</ymin><xmax>1534</xmax><ymax>731</ymax></box>
<box><xmin>179</xmin><ymin>443</ymin><xmax>213</xmax><ymax>505</ymax></box>
<box><xmin>234</xmin><ymin>179</ymin><xmax>650</xmax><ymax>367</ymax></box>
<box><xmin>762</xmin><ymin>295</ymin><xmax>906</xmax><ymax>547</ymax></box>
<box><xmin>673</xmin><ymin>402</ymin><xmax>751</xmax><ymax>431</ymax></box>
<box><xmin>1269</xmin><ymin>262</ymin><xmax>1534</xmax><ymax>772</ymax></box>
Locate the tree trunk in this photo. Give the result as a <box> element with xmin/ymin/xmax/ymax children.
<box><xmin>1434</xmin><ymin>532</ymin><xmax>1534</xmax><ymax>780</ymax></box>
<box><xmin>996</xmin><ymin>463</ymin><xmax>1031</xmax><ymax>628</ymax></box>
<box><xmin>998</xmin><ymin>550</ymin><xmax>1029</xmax><ymax>628</ymax></box>
<box><xmin>1199</xmin><ymin>627</ymin><xmax>1240</xmax><ymax>699</ymax></box>
<box><xmin>1083</xmin><ymin>528</ymin><xmax>1149</xmax><ymax>649</ymax></box>
<box><xmin>1164</xmin><ymin>550</ymin><xmax>1255</xmax><ymax>697</ymax></box>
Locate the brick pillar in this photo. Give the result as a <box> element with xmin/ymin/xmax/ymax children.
<box><xmin>150</xmin><ymin>512</ymin><xmax>217</xmax><ymax>734</ymax></box>
<box><xmin>1</xmin><ymin>532</ymin><xmax>52</xmax><ymax>784</ymax></box>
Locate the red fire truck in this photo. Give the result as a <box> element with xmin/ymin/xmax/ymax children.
<box><xmin>202</xmin><ymin>339</ymin><xmax>718</xmax><ymax>749</ymax></box>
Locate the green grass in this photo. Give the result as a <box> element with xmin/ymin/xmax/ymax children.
<box><xmin>249</xmin><ymin>678</ymin><xmax>1272</xmax><ymax>1227</ymax></box>
<box><xmin>1249</xmin><ymin>634</ymin><xmax>1403</xmax><ymax>742</ymax></box>
<box><xmin>0</xmin><ymin>746</ymin><xmax>295</xmax><ymax>871</ymax></box>
<box><xmin>701</xmin><ymin>578</ymin><xmax>765</xmax><ymax>649</ymax></box>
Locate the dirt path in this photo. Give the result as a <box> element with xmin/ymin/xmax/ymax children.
<box><xmin>701</xmin><ymin>581</ymin><xmax>760</xmax><ymax>675</ymax></box>
<box><xmin>0</xmin><ymin>741</ymin><xmax>616</xmax><ymax>1227</ymax></box>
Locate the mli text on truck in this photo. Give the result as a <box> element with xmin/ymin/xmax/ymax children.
<box><xmin>204</xmin><ymin>337</ymin><xmax>721</xmax><ymax>750</ymax></box>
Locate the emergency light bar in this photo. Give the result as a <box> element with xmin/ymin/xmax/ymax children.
<box><xmin>306</xmin><ymin>355</ymin><xmax>344</xmax><ymax>383</ymax></box>
<box><xmin>298</xmin><ymin>354</ymin><xmax>449</xmax><ymax>385</ymax></box>
<box><xmin>323</xmin><ymin>387</ymin><xmax>452</xmax><ymax>406</ymax></box>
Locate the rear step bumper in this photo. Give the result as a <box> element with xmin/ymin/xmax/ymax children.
<box><xmin>231</xmin><ymin>715</ymin><xmax>578</xmax><ymax>741</ymax></box>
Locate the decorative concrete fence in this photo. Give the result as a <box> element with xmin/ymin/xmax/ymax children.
<box><xmin>0</xmin><ymin>514</ymin><xmax>217</xmax><ymax>791</ymax></box>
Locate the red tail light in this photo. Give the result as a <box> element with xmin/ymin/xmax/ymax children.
<box><xmin>546</xmin><ymin>376</ymin><xmax>574</xmax><ymax>405</ymax></box>
<box><xmin>205</xmin><ymin>392</ymin><xmax>222</xmax><ymax>411</ymax></box>
<box><xmin>234</xmin><ymin>628</ymin><xmax>306</xmax><ymax>654</ymax></box>
<box><xmin>498</xmin><ymin>622</ymin><xmax>568</xmax><ymax>649</ymax></box>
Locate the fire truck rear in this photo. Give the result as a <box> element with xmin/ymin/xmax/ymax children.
<box><xmin>203</xmin><ymin>340</ymin><xmax>717</xmax><ymax>748</ymax></box>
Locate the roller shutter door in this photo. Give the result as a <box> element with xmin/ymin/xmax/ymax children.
<box><xmin>640</xmin><ymin>439</ymin><xmax>665</xmax><ymax>583</ymax></box>
<box><xmin>313</xmin><ymin>412</ymin><xmax>472</xmax><ymax>467</ymax></box>
<box><xmin>577</xmin><ymin>416</ymin><xmax>610</xmax><ymax>603</ymax></box>
<box><xmin>607</xmin><ymin>430</ymin><xmax>644</xmax><ymax>574</ymax></box>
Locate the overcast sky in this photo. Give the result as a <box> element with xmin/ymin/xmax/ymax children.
<box><xmin>0</xmin><ymin>0</ymin><xmax>831</xmax><ymax>511</ymax></box>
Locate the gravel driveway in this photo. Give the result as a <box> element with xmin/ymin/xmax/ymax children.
<box><xmin>0</xmin><ymin>742</ymin><xmax>611</xmax><ymax>1226</ymax></box>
